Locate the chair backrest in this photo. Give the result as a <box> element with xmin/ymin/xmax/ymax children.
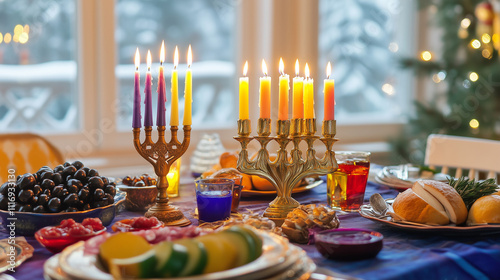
<box><xmin>0</xmin><ymin>133</ymin><xmax>64</xmax><ymax>183</ymax></box>
<box><xmin>425</xmin><ymin>134</ymin><xmax>500</xmax><ymax>180</ymax></box>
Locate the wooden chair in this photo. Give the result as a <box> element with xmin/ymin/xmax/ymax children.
<box><xmin>424</xmin><ymin>134</ymin><xmax>500</xmax><ymax>180</ymax></box>
<box><xmin>0</xmin><ymin>133</ymin><xmax>64</xmax><ymax>183</ymax></box>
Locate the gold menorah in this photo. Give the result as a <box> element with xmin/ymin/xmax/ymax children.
<box><xmin>133</xmin><ymin>125</ymin><xmax>191</xmax><ymax>226</ymax></box>
<box><xmin>234</xmin><ymin>118</ymin><xmax>338</xmax><ymax>224</ymax></box>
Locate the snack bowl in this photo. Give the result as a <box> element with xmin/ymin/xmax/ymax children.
<box><xmin>314</xmin><ymin>228</ymin><xmax>383</xmax><ymax>260</ymax></box>
<box><xmin>116</xmin><ymin>185</ymin><xmax>158</xmax><ymax>211</ymax></box>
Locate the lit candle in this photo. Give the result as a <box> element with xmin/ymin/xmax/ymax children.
<box><xmin>278</xmin><ymin>58</ymin><xmax>289</xmax><ymax>120</ymax></box>
<box><xmin>303</xmin><ymin>63</ymin><xmax>315</xmax><ymax>119</ymax></box>
<box><xmin>259</xmin><ymin>59</ymin><xmax>271</xmax><ymax>119</ymax></box>
<box><xmin>239</xmin><ymin>61</ymin><xmax>249</xmax><ymax>120</ymax></box>
<box><xmin>292</xmin><ymin>59</ymin><xmax>304</xmax><ymax>119</ymax></box>
<box><xmin>157</xmin><ymin>41</ymin><xmax>167</xmax><ymax>126</ymax></box>
<box><xmin>324</xmin><ymin>62</ymin><xmax>335</xmax><ymax>120</ymax></box>
<box><xmin>132</xmin><ymin>48</ymin><xmax>142</xmax><ymax>128</ymax></box>
<box><xmin>170</xmin><ymin>46</ymin><xmax>179</xmax><ymax>126</ymax></box>
<box><xmin>144</xmin><ymin>50</ymin><xmax>153</xmax><ymax>127</ymax></box>
<box><xmin>183</xmin><ymin>45</ymin><xmax>192</xmax><ymax>126</ymax></box>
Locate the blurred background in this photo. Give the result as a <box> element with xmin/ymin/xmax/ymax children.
<box><xmin>0</xmin><ymin>0</ymin><xmax>499</xmax><ymax>174</ymax></box>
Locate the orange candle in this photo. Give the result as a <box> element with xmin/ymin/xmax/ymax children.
<box><xmin>303</xmin><ymin>63</ymin><xmax>314</xmax><ymax>119</ymax></box>
<box><xmin>292</xmin><ymin>59</ymin><xmax>304</xmax><ymax>119</ymax></box>
<box><xmin>278</xmin><ymin>58</ymin><xmax>289</xmax><ymax>120</ymax></box>
<box><xmin>259</xmin><ymin>59</ymin><xmax>271</xmax><ymax>119</ymax></box>
<box><xmin>239</xmin><ymin>61</ymin><xmax>249</xmax><ymax>120</ymax></box>
<box><xmin>324</xmin><ymin>62</ymin><xmax>335</xmax><ymax>120</ymax></box>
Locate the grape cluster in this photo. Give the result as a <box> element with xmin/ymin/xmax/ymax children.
<box><xmin>0</xmin><ymin>161</ymin><xmax>116</xmax><ymax>213</ymax></box>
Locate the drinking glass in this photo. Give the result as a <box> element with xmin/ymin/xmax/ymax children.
<box><xmin>195</xmin><ymin>178</ymin><xmax>233</xmax><ymax>222</ymax></box>
<box><xmin>327</xmin><ymin>151</ymin><xmax>370</xmax><ymax>211</ymax></box>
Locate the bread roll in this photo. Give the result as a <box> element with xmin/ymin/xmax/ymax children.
<box><xmin>393</xmin><ymin>189</ymin><xmax>450</xmax><ymax>225</ymax></box>
<box><xmin>467</xmin><ymin>194</ymin><xmax>500</xmax><ymax>225</ymax></box>
<box><xmin>416</xmin><ymin>180</ymin><xmax>468</xmax><ymax>225</ymax></box>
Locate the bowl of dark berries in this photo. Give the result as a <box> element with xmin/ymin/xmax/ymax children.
<box><xmin>35</xmin><ymin>218</ymin><xmax>107</xmax><ymax>253</ymax></box>
<box><xmin>0</xmin><ymin>161</ymin><xmax>124</xmax><ymax>236</ymax></box>
<box><xmin>117</xmin><ymin>174</ymin><xmax>158</xmax><ymax>212</ymax></box>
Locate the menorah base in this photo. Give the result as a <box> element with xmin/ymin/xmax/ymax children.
<box><xmin>263</xmin><ymin>196</ymin><xmax>300</xmax><ymax>226</ymax></box>
<box><xmin>145</xmin><ymin>202</ymin><xmax>192</xmax><ymax>226</ymax></box>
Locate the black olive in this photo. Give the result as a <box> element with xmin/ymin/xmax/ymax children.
<box><xmin>43</xmin><ymin>189</ymin><xmax>51</xmax><ymax>196</ymax></box>
<box><xmin>53</xmin><ymin>165</ymin><xmax>64</xmax><ymax>173</ymax></box>
<box><xmin>36</xmin><ymin>166</ymin><xmax>51</xmax><ymax>177</ymax></box>
<box><xmin>134</xmin><ymin>180</ymin><xmax>146</xmax><ymax>187</ymax></box>
<box><xmin>88</xmin><ymin>177</ymin><xmax>104</xmax><ymax>190</ymax></box>
<box><xmin>82</xmin><ymin>203</ymin><xmax>91</xmax><ymax>210</ymax></box>
<box><xmin>66</xmin><ymin>175</ymin><xmax>73</xmax><ymax>182</ymax></box>
<box><xmin>67</xmin><ymin>179</ymin><xmax>83</xmax><ymax>190</ymax></box>
<box><xmin>67</xmin><ymin>184</ymin><xmax>78</xmax><ymax>194</ymax></box>
<box><xmin>0</xmin><ymin>194</ymin><xmax>8</xmax><ymax>210</ymax></box>
<box><xmin>31</xmin><ymin>196</ymin><xmax>38</xmax><ymax>205</ymax></box>
<box><xmin>101</xmin><ymin>176</ymin><xmax>109</xmax><ymax>185</ymax></box>
<box><xmin>62</xmin><ymin>166</ymin><xmax>77</xmax><ymax>179</ymax></box>
<box><xmin>72</xmin><ymin>160</ymin><xmax>84</xmax><ymax>170</ymax></box>
<box><xmin>18</xmin><ymin>189</ymin><xmax>34</xmax><ymax>203</ymax></box>
<box><xmin>88</xmin><ymin>169</ymin><xmax>99</xmax><ymax>177</ymax></box>
<box><xmin>33</xmin><ymin>185</ymin><xmax>42</xmax><ymax>196</ymax></box>
<box><xmin>81</xmin><ymin>166</ymin><xmax>90</xmax><ymax>174</ymax></box>
<box><xmin>52</xmin><ymin>186</ymin><xmax>63</xmax><ymax>198</ymax></box>
<box><xmin>63</xmin><ymin>193</ymin><xmax>79</xmax><ymax>207</ymax></box>
<box><xmin>93</xmin><ymin>189</ymin><xmax>105</xmax><ymax>200</ymax></box>
<box><xmin>33</xmin><ymin>205</ymin><xmax>46</xmax><ymax>213</ymax></box>
<box><xmin>63</xmin><ymin>161</ymin><xmax>71</xmax><ymax>167</ymax></box>
<box><xmin>104</xmin><ymin>185</ymin><xmax>116</xmax><ymax>196</ymax></box>
<box><xmin>122</xmin><ymin>176</ymin><xmax>133</xmax><ymax>186</ymax></box>
<box><xmin>0</xmin><ymin>182</ymin><xmax>10</xmax><ymax>195</ymax></box>
<box><xmin>104</xmin><ymin>193</ymin><xmax>114</xmax><ymax>204</ymax></box>
<box><xmin>41</xmin><ymin>179</ymin><xmax>55</xmax><ymax>191</ymax></box>
<box><xmin>19</xmin><ymin>204</ymin><xmax>33</xmax><ymax>212</ymax></box>
<box><xmin>19</xmin><ymin>174</ymin><xmax>36</xmax><ymax>190</ymax></box>
<box><xmin>59</xmin><ymin>188</ymin><xmax>69</xmax><ymax>198</ymax></box>
<box><xmin>65</xmin><ymin>207</ymin><xmax>78</xmax><ymax>212</ymax></box>
<box><xmin>32</xmin><ymin>173</ymin><xmax>39</xmax><ymax>183</ymax></box>
<box><xmin>74</xmin><ymin>169</ymin><xmax>87</xmax><ymax>183</ymax></box>
<box><xmin>38</xmin><ymin>194</ymin><xmax>49</xmax><ymax>206</ymax></box>
<box><xmin>48</xmin><ymin>197</ymin><xmax>61</xmax><ymax>212</ymax></box>
<box><xmin>40</xmin><ymin>171</ymin><xmax>54</xmax><ymax>182</ymax></box>
<box><xmin>52</xmin><ymin>173</ymin><xmax>63</xmax><ymax>185</ymax></box>
<box><xmin>78</xmin><ymin>187</ymin><xmax>90</xmax><ymax>201</ymax></box>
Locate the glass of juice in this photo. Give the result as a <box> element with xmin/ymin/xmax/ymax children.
<box><xmin>327</xmin><ymin>151</ymin><xmax>370</xmax><ymax>211</ymax></box>
<box><xmin>194</xmin><ymin>178</ymin><xmax>234</xmax><ymax>222</ymax></box>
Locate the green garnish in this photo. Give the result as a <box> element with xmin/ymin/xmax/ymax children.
<box><xmin>448</xmin><ymin>177</ymin><xmax>498</xmax><ymax>210</ymax></box>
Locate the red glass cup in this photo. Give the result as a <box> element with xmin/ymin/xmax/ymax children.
<box><xmin>327</xmin><ymin>151</ymin><xmax>370</xmax><ymax>211</ymax></box>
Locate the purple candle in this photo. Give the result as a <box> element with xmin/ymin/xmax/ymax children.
<box><xmin>144</xmin><ymin>50</ymin><xmax>153</xmax><ymax>127</ymax></box>
<box><xmin>132</xmin><ymin>48</ymin><xmax>142</xmax><ymax>128</ymax></box>
<box><xmin>156</xmin><ymin>41</ymin><xmax>167</xmax><ymax>127</ymax></box>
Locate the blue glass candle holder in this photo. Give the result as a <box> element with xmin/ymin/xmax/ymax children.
<box><xmin>195</xmin><ymin>178</ymin><xmax>234</xmax><ymax>222</ymax></box>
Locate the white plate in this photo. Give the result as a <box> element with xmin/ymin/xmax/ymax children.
<box><xmin>57</xmin><ymin>231</ymin><xmax>291</xmax><ymax>280</ymax></box>
<box><xmin>375</xmin><ymin>166</ymin><xmax>449</xmax><ymax>190</ymax></box>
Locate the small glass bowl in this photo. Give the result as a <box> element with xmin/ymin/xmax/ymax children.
<box><xmin>314</xmin><ymin>228</ymin><xmax>383</xmax><ymax>260</ymax></box>
<box><xmin>35</xmin><ymin>227</ymin><xmax>107</xmax><ymax>253</ymax></box>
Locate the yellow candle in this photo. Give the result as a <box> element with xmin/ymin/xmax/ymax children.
<box><xmin>292</xmin><ymin>59</ymin><xmax>304</xmax><ymax>119</ymax></box>
<box><xmin>183</xmin><ymin>45</ymin><xmax>192</xmax><ymax>126</ymax></box>
<box><xmin>324</xmin><ymin>62</ymin><xmax>335</xmax><ymax>120</ymax></box>
<box><xmin>259</xmin><ymin>59</ymin><xmax>271</xmax><ymax>119</ymax></box>
<box><xmin>170</xmin><ymin>46</ymin><xmax>179</xmax><ymax>126</ymax></box>
<box><xmin>239</xmin><ymin>61</ymin><xmax>249</xmax><ymax>120</ymax></box>
<box><xmin>303</xmin><ymin>63</ymin><xmax>315</xmax><ymax>119</ymax></box>
<box><xmin>278</xmin><ymin>58</ymin><xmax>289</xmax><ymax>120</ymax></box>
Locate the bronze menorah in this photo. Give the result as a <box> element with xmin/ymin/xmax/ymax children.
<box><xmin>133</xmin><ymin>125</ymin><xmax>191</xmax><ymax>226</ymax></box>
<box><xmin>234</xmin><ymin>118</ymin><xmax>338</xmax><ymax>224</ymax></box>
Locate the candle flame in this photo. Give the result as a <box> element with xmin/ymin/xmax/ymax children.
<box><xmin>174</xmin><ymin>46</ymin><xmax>179</xmax><ymax>69</ymax></box>
<box><xmin>279</xmin><ymin>57</ymin><xmax>284</xmax><ymax>75</ymax></box>
<box><xmin>160</xmin><ymin>40</ymin><xmax>165</xmax><ymax>64</ymax></box>
<box><xmin>305</xmin><ymin>63</ymin><xmax>310</xmax><ymax>79</ymax></box>
<box><xmin>326</xmin><ymin>61</ymin><xmax>332</xmax><ymax>79</ymax></box>
<box><xmin>243</xmin><ymin>61</ymin><xmax>248</xmax><ymax>76</ymax></box>
<box><xmin>147</xmin><ymin>50</ymin><xmax>152</xmax><ymax>71</ymax></box>
<box><xmin>262</xmin><ymin>59</ymin><xmax>268</xmax><ymax>76</ymax></box>
<box><xmin>295</xmin><ymin>59</ymin><xmax>299</xmax><ymax>76</ymax></box>
<box><xmin>187</xmin><ymin>45</ymin><xmax>192</xmax><ymax>68</ymax></box>
<box><xmin>134</xmin><ymin>48</ymin><xmax>140</xmax><ymax>70</ymax></box>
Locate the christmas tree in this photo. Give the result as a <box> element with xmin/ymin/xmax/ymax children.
<box><xmin>392</xmin><ymin>0</ymin><xmax>500</xmax><ymax>164</ymax></box>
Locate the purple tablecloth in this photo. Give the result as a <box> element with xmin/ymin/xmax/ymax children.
<box><xmin>3</xmin><ymin>180</ymin><xmax>500</xmax><ymax>280</ymax></box>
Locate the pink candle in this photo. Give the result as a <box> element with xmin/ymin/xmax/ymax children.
<box><xmin>324</xmin><ymin>62</ymin><xmax>335</xmax><ymax>120</ymax></box>
<box><xmin>144</xmin><ymin>50</ymin><xmax>153</xmax><ymax>127</ymax></box>
<box><xmin>132</xmin><ymin>48</ymin><xmax>141</xmax><ymax>128</ymax></box>
<box><xmin>156</xmin><ymin>41</ymin><xmax>167</xmax><ymax>126</ymax></box>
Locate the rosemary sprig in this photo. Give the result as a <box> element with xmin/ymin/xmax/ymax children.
<box><xmin>448</xmin><ymin>177</ymin><xmax>498</xmax><ymax>210</ymax></box>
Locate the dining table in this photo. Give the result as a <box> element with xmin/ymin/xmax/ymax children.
<box><xmin>2</xmin><ymin>175</ymin><xmax>500</xmax><ymax>280</ymax></box>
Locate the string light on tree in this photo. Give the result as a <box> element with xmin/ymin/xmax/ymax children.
<box><xmin>420</xmin><ymin>51</ymin><xmax>432</xmax><ymax>61</ymax></box>
<box><xmin>382</xmin><ymin>83</ymin><xmax>395</xmax><ymax>95</ymax></box>
<box><xmin>469</xmin><ymin>72</ymin><xmax>479</xmax><ymax>82</ymax></box>
<box><xmin>482</xmin><ymin>33</ymin><xmax>491</xmax><ymax>44</ymax></box>
<box><xmin>469</xmin><ymin>119</ymin><xmax>480</xmax><ymax>129</ymax></box>
<box><xmin>471</xmin><ymin>39</ymin><xmax>481</xmax><ymax>49</ymax></box>
<box><xmin>461</xmin><ymin>18</ymin><xmax>471</xmax><ymax>29</ymax></box>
